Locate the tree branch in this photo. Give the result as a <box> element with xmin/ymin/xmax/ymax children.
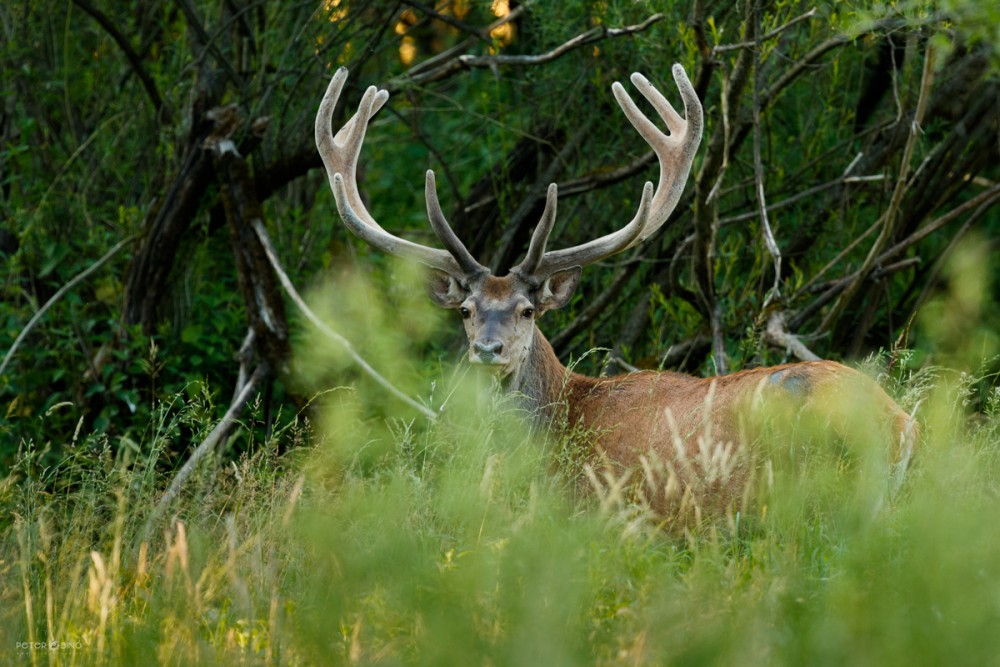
<box><xmin>400</xmin><ymin>0</ymin><xmax>491</xmax><ymax>45</ymax></box>
<box><xmin>146</xmin><ymin>362</ymin><xmax>268</xmax><ymax>537</ymax></box>
<box><xmin>714</xmin><ymin>7</ymin><xmax>818</xmax><ymax>53</ymax></box>
<box><xmin>393</xmin><ymin>13</ymin><xmax>664</xmax><ymax>89</ymax></box>
<box><xmin>818</xmin><ymin>42</ymin><xmax>936</xmax><ymax>334</ymax></box>
<box><xmin>751</xmin><ymin>1</ymin><xmax>782</xmax><ymax>306</ymax></box>
<box><xmin>1</xmin><ymin>236</ymin><xmax>134</xmax><ymax>378</ymax></box>
<box><xmin>764</xmin><ymin>311</ymin><xmax>821</xmax><ymax>362</ymax></box>
<box><xmin>251</xmin><ymin>220</ymin><xmax>438</xmax><ymax>421</ymax></box>
<box><xmin>70</xmin><ymin>0</ymin><xmax>169</xmax><ymax>120</ymax></box>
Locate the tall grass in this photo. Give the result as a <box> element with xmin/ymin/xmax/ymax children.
<box><xmin>3</xmin><ymin>253</ymin><xmax>1000</xmax><ymax>665</ymax></box>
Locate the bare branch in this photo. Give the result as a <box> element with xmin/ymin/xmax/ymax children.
<box><xmin>251</xmin><ymin>220</ymin><xmax>438</xmax><ymax>421</ymax></box>
<box><xmin>880</xmin><ymin>182</ymin><xmax>1000</xmax><ymax>260</ymax></box>
<box><xmin>660</xmin><ymin>335</ymin><xmax>711</xmax><ymax>370</ymax></box>
<box><xmin>713</xmin><ymin>7</ymin><xmax>818</xmax><ymax>54</ymax></box>
<box><xmin>818</xmin><ymin>42</ymin><xmax>936</xmax><ymax>333</ymax></box>
<box><xmin>764</xmin><ymin>311</ymin><xmax>821</xmax><ymax>362</ymax></box>
<box><xmin>70</xmin><ymin>0</ymin><xmax>169</xmax><ymax>120</ymax></box>
<box><xmin>400</xmin><ymin>0</ymin><xmax>491</xmax><ymax>45</ymax></box>
<box><xmin>557</xmin><ymin>152</ymin><xmax>656</xmax><ymax>197</ymax></box>
<box><xmin>788</xmin><ymin>186</ymin><xmax>1000</xmax><ymax>331</ymax></box>
<box><xmin>550</xmin><ymin>262</ymin><xmax>639</xmax><ymax>352</ymax></box>
<box><xmin>394</xmin><ymin>13</ymin><xmax>664</xmax><ymax>88</ymax></box>
<box><xmin>176</xmin><ymin>0</ymin><xmax>244</xmax><ymax>93</ymax></box>
<box><xmin>147</xmin><ymin>363</ymin><xmax>268</xmax><ymax>537</ymax></box>
<box><xmin>751</xmin><ymin>3</ymin><xmax>782</xmax><ymax>306</ymax></box>
<box><xmin>405</xmin><ymin>5</ymin><xmax>526</xmax><ymax>77</ymax></box>
<box><xmin>1</xmin><ymin>236</ymin><xmax>134</xmax><ymax>378</ymax></box>
<box><xmin>462</xmin><ymin>13</ymin><xmax>664</xmax><ymax>66</ymax></box>
<box><xmin>717</xmin><ymin>173</ymin><xmax>885</xmax><ymax>228</ymax></box>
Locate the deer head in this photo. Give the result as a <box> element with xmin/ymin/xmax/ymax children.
<box><xmin>315</xmin><ymin>66</ymin><xmax>703</xmax><ymax>382</ymax></box>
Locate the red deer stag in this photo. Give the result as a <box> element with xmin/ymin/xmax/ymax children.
<box><xmin>315</xmin><ymin>66</ymin><xmax>917</xmax><ymax>517</ymax></box>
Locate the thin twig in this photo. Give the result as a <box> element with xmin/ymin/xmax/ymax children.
<box><xmin>789</xmin><ymin>187</ymin><xmax>1000</xmax><ymax>330</ymax></box>
<box><xmin>1</xmin><ymin>236</ymin><xmax>135</xmax><ymax>378</ymax></box>
<box><xmin>550</xmin><ymin>262</ymin><xmax>639</xmax><ymax>352</ymax></box>
<box><xmin>818</xmin><ymin>42</ymin><xmax>936</xmax><ymax>334</ymax></box>
<box><xmin>394</xmin><ymin>12</ymin><xmax>664</xmax><ymax>88</ymax></box>
<box><xmin>717</xmin><ymin>173</ymin><xmax>884</xmax><ymax>228</ymax></box>
<box><xmin>751</xmin><ymin>1</ymin><xmax>782</xmax><ymax>306</ymax></box>
<box><xmin>404</xmin><ymin>5</ymin><xmax>526</xmax><ymax>77</ymax></box>
<box><xmin>458</xmin><ymin>13</ymin><xmax>664</xmax><ymax>66</ymax></box>
<box><xmin>70</xmin><ymin>0</ymin><xmax>168</xmax><ymax>119</ymax></box>
<box><xmin>400</xmin><ymin>0</ymin><xmax>491</xmax><ymax>45</ymax></box>
<box><xmin>713</xmin><ymin>7</ymin><xmax>818</xmax><ymax>53</ymax></box>
<box><xmin>176</xmin><ymin>0</ymin><xmax>244</xmax><ymax>93</ymax></box>
<box><xmin>793</xmin><ymin>218</ymin><xmax>881</xmax><ymax>298</ymax></box>
<box><xmin>251</xmin><ymin>220</ymin><xmax>438</xmax><ymax>421</ymax></box>
<box><xmin>879</xmin><ymin>182</ymin><xmax>1000</xmax><ymax>260</ymax></box>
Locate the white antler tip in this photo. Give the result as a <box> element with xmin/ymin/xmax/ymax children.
<box><xmin>672</xmin><ymin>63</ymin><xmax>691</xmax><ymax>83</ymax></box>
<box><xmin>630</xmin><ymin>72</ymin><xmax>649</xmax><ymax>87</ymax></box>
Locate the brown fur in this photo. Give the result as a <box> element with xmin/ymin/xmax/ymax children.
<box><xmin>508</xmin><ymin>326</ymin><xmax>918</xmax><ymax>518</ymax></box>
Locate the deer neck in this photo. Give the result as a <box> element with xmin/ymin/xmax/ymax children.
<box><xmin>505</xmin><ymin>325</ymin><xmax>577</xmax><ymax>423</ymax></box>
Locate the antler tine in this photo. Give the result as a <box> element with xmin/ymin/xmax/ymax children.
<box><xmin>530</xmin><ymin>182</ymin><xmax>653</xmax><ymax>277</ymax></box>
<box><xmin>613</xmin><ymin>64</ymin><xmax>703</xmax><ymax>245</ymax></box>
<box><xmin>515</xmin><ymin>65</ymin><xmax>702</xmax><ymax>280</ymax></box>
<box><xmin>316</xmin><ymin>68</ymin><xmax>474</xmax><ymax>278</ymax></box>
<box><xmin>316</xmin><ymin>70</ymin><xmax>388</xmax><ymax>230</ymax></box>
<box><xmin>513</xmin><ymin>183</ymin><xmax>559</xmax><ymax>276</ymax></box>
<box><xmin>332</xmin><ymin>174</ymin><xmax>465</xmax><ymax>275</ymax></box>
<box><xmin>425</xmin><ymin>171</ymin><xmax>487</xmax><ymax>277</ymax></box>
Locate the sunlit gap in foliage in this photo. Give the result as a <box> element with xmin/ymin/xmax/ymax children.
<box><xmin>323</xmin><ymin>0</ymin><xmax>346</xmax><ymax>23</ymax></box>
<box><xmin>491</xmin><ymin>0</ymin><xmax>515</xmax><ymax>48</ymax></box>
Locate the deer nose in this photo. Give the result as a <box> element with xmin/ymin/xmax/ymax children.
<box><xmin>474</xmin><ymin>339</ymin><xmax>504</xmax><ymax>360</ymax></box>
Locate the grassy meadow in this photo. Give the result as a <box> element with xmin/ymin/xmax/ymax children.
<box><xmin>3</xmin><ymin>255</ymin><xmax>1000</xmax><ymax>666</ymax></box>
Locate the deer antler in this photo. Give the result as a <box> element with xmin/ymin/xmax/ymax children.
<box><xmin>316</xmin><ymin>67</ymin><xmax>486</xmax><ymax>280</ymax></box>
<box><xmin>513</xmin><ymin>64</ymin><xmax>703</xmax><ymax>279</ymax></box>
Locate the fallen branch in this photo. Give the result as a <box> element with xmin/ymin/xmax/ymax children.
<box><xmin>146</xmin><ymin>363</ymin><xmax>267</xmax><ymax>537</ymax></box>
<box><xmin>251</xmin><ymin>219</ymin><xmax>438</xmax><ymax>421</ymax></box>
<box><xmin>1</xmin><ymin>235</ymin><xmax>134</xmax><ymax>378</ymax></box>
<box><xmin>764</xmin><ymin>311</ymin><xmax>821</xmax><ymax>362</ymax></box>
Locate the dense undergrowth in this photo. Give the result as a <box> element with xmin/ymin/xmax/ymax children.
<box><xmin>3</xmin><ymin>253</ymin><xmax>1000</xmax><ymax>666</ymax></box>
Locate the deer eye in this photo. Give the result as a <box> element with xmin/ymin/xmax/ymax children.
<box><xmin>521</xmin><ymin>307</ymin><xmax>534</xmax><ymax>319</ymax></box>
<box><xmin>459</xmin><ymin>307</ymin><xmax>471</xmax><ymax>319</ymax></box>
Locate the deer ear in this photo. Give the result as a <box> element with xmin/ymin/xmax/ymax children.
<box><xmin>425</xmin><ymin>270</ymin><xmax>468</xmax><ymax>308</ymax></box>
<box><xmin>538</xmin><ymin>266</ymin><xmax>581</xmax><ymax>313</ymax></box>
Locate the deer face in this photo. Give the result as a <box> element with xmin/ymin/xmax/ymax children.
<box><xmin>426</xmin><ymin>269</ymin><xmax>581</xmax><ymax>378</ymax></box>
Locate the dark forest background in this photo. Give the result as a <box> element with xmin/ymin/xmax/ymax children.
<box><xmin>2</xmin><ymin>0</ymin><xmax>999</xmax><ymax>464</ymax></box>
